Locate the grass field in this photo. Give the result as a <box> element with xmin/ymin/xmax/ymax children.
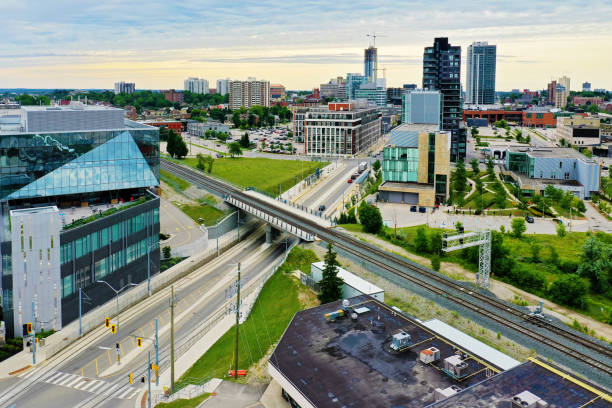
<box><xmin>177</xmin><ymin>157</ymin><xmax>327</xmax><ymax>196</ymax></box>
<box><xmin>156</xmin><ymin>393</ymin><xmax>210</xmax><ymax>408</ymax></box>
<box><xmin>177</xmin><ymin>247</ymin><xmax>319</xmax><ymax>387</ymax></box>
<box><xmin>178</xmin><ymin>203</ymin><xmax>226</xmax><ymax>226</ymax></box>
<box><xmin>161</xmin><ymin>169</ymin><xmax>191</xmax><ymax>191</ymax></box>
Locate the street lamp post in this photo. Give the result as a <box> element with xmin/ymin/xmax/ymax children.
<box><xmin>96</xmin><ymin>280</ymin><xmax>138</xmax><ymax>342</ymax></box>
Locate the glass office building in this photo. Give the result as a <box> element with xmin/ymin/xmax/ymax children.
<box><xmin>0</xmin><ymin>110</ymin><xmax>160</xmax><ymax>337</ymax></box>
<box><xmin>466</xmin><ymin>42</ymin><xmax>497</xmax><ymax>105</ymax></box>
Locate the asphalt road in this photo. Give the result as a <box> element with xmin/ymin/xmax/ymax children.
<box><xmin>301</xmin><ymin>159</ymin><xmax>360</xmax><ymax>209</ymax></box>
<box><xmin>0</xmin><ymin>232</ymin><xmax>289</xmax><ymax>408</ymax></box>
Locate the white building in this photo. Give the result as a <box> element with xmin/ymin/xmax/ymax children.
<box><xmin>114</xmin><ymin>81</ymin><xmax>135</xmax><ymax>95</ymax></box>
<box><xmin>311</xmin><ymin>261</ymin><xmax>384</xmax><ymax>301</ymax></box>
<box><xmin>229</xmin><ymin>78</ymin><xmax>270</xmax><ymax>110</ymax></box>
<box><xmin>20</xmin><ymin>103</ymin><xmax>125</xmax><ymax>132</ymax></box>
<box><xmin>184</xmin><ymin>77</ymin><xmax>209</xmax><ymax>94</ymax></box>
<box><xmin>216</xmin><ymin>78</ymin><xmax>231</xmax><ymax>96</ymax></box>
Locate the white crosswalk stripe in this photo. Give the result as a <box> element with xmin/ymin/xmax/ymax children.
<box><xmin>16</xmin><ymin>370</ymin><xmax>138</xmax><ymax>399</ymax></box>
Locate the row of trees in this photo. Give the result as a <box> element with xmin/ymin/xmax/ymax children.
<box><xmin>231</xmin><ymin>105</ymin><xmax>293</xmax><ymax>129</ymax></box>
<box><xmin>16</xmin><ymin>94</ymin><xmax>51</xmax><ymax>105</ymax></box>
<box><xmin>183</xmin><ymin>91</ymin><xmax>228</xmax><ymax>106</ymax></box>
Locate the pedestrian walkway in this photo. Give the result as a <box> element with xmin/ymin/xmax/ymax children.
<box><xmin>17</xmin><ymin>369</ymin><xmax>139</xmax><ymax>399</ymax></box>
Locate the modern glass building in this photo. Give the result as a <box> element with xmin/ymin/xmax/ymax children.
<box><xmin>346</xmin><ymin>73</ymin><xmax>368</xmax><ymax>100</ymax></box>
<box><xmin>354</xmin><ymin>83</ymin><xmax>387</xmax><ymax>107</ymax></box>
<box><xmin>466</xmin><ymin>42</ymin><xmax>496</xmax><ymax>105</ymax></box>
<box><xmin>423</xmin><ymin>37</ymin><xmax>465</xmax><ymax>162</ymax></box>
<box><xmin>402</xmin><ymin>90</ymin><xmax>441</xmax><ymax>125</ymax></box>
<box><xmin>0</xmin><ymin>106</ymin><xmax>160</xmax><ymax>337</ymax></box>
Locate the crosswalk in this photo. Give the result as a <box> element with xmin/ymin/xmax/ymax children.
<box><xmin>18</xmin><ymin>369</ymin><xmax>140</xmax><ymax>400</ymax></box>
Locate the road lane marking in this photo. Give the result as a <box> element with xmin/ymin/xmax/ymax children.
<box><xmin>64</xmin><ymin>376</ymin><xmax>83</xmax><ymax>387</ymax></box>
<box><xmin>87</xmin><ymin>380</ymin><xmax>106</xmax><ymax>392</ymax></box>
<box><xmin>57</xmin><ymin>374</ymin><xmax>79</xmax><ymax>386</ymax></box>
<box><xmin>48</xmin><ymin>373</ymin><xmax>71</xmax><ymax>384</ymax></box>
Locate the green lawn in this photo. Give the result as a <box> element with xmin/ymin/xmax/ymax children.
<box><xmin>177</xmin><ymin>157</ymin><xmax>328</xmax><ymax>196</ymax></box>
<box><xmin>179</xmin><ymin>203</ymin><xmax>226</xmax><ymax>226</ymax></box>
<box><xmin>156</xmin><ymin>393</ymin><xmax>210</xmax><ymax>408</ymax></box>
<box><xmin>177</xmin><ymin>249</ymin><xmax>318</xmax><ymax>387</ymax></box>
<box><xmin>161</xmin><ymin>169</ymin><xmax>191</xmax><ymax>191</ymax></box>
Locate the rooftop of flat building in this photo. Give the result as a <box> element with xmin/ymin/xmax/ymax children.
<box><xmin>21</xmin><ymin>103</ymin><xmax>123</xmax><ymax>112</ymax></box>
<box><xmin>269</xmin><ymin>296</ymin><xmax>506</xmax><ymax>408</ymax></box>
<box><xmin>430</xmin><ymin>358</ymin><xmax>612</xmax><ymax>408</ymax></box>
<box><xmin>507</xmin><ymin>146</ymin><xmax>593</xmax><ymax>160</ymax></box>
<box><xmin>388</xmin><ymin>124</ymin><xmax>443</xmax><ymax>147</ymax></box>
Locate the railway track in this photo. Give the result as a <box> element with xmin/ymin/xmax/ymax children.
<box><xmin>162</xmin><ymin>159</ymin><xmax>612</xmax><ymax>376</ymax></box>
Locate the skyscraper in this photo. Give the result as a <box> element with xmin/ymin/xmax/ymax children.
<box><xmin>423</xmin><ymin>37</ymin><xmax>465</xmax><ymax>162</ymax></box>
<box><xmin>466</xmin><ymin>42</ymin><xmax>496</xmax><ymax>105</ymax></box>
<box><xmin>364</xmin><ymin>46</ymin><xmax>377</xmax><ymax>83</ymax></box>
<box><xmin>558</xmin><ymin>75</ymin><xmax>571</xmax><ymax>93</ymax></box>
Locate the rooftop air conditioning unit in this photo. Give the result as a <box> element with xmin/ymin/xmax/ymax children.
<box><xmin>511</xmin><ymin>391</ymin><xmax>548</xmax><ymax>408</ymax></box>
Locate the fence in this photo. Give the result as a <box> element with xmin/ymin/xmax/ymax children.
<box><xmin>37</xmin><ymin>219</ymin><xmax>259</xmax><ymax>362</ymax></box>
<box><xmin>206</xmin><ymin>211</ymin><xmax>241</xmax><ymax>239</ymax></box>
<box><xmin>150</xmin><ymin>240</ymin><xmax>298</xmax><ymax>405</ymax></box>
<box><xmin>299</xmin><ymin>271</ymin><xmax>320</xmax><ymax>292</ymax></box>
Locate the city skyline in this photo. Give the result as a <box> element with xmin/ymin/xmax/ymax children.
<box><xmin>0</xmin><ymin>0</ymin><xmax>611</xmax><ymax>91</ymax></box>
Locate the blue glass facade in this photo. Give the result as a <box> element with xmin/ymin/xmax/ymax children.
<box><xmin>0</xmin><ymin>123</ymin><xmax>159</xmax><ymax>200</ymax></box>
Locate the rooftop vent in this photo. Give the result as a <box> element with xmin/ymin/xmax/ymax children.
<box><xmin>511</xmin><ymin>390</ymin><xmax>548</xmax><ymax>408</ymax></box>
<box><xmin>419</xmin><ymin>347</ymin><xmax>440</xmax><ymax>364</ymax></box>
<box><xmin>434</xmin><ymin>385</ymin><xmax>462</xmax><ymax>402</ymax></box>
<box><xmin>390</xmin><ymin>331</ymin><xmax>411</xmax><ymax>352</ymax></box>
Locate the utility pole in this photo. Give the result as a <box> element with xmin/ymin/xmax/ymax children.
<box><xmin>79</xmin><ymin>288</ymin><xmax>82</xmax><ymax>337</ymax></box>
<box><xmin>155</xmin><ymin>318</ymin><xmax>159</xmax><ymax>385</ymax></box>
<box><xmin>216</xmin><ymin>217</ymin><xmax>220</xmax><ymax>256</ymax></box>
<box><xmin>234</xmin><ymin>263</ymin><xmax>241</xmax><ymax>380</ymax></box>
<box><xmin>32</xmin><ymin>300</ymin><xmax>36</xmax><ymax>365</ymax></box>
<box><xmin>170</xmin><ymin>285</ymin><xmax>175</xmax><ymax>393</ymax></box>
<box><xmin>237</xmin><ymin>211</ymin><xmax>240</xmax><ymax>242</ymax></box>
<box><xmin>147</xmin><ymin>351</ymin><xmax>152</xmax><ymax>408</ymax></box>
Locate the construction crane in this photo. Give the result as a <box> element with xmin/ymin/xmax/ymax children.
<box><xmin>366</xmin><ymin>33</ymin><xmax>386</xmax><ymax>48</ymax></box>
<box><xmin>442</xmin><ymin>227</ymin><xmax>491</xmax><ymax>288</ymax></box>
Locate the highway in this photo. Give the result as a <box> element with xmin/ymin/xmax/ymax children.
<box><xmin>0</xmin><ymin>228</ymin><xmax>290</xmax><ymax>408</ymax></box>
<box><xmin>161</xmin><ymin>158</ymin><xmax>612</xmax><ymax>388</ymax></box>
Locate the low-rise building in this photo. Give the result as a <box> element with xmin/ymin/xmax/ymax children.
<box><xmin>269</xmin><ymin>84</ymin><xmax>286</xmax><ymax>101</ymax></box>
<box><xmin>267</xmin><ymin>295</ymin><xmax>607</xmax><ymax>408</ymax></box>
<box><xmin>187</xmin><ymin>120</ymin><xmax>230</xmax><ymax>137</ymax></box>
<box><xmin>503</xmin><ymin>146</ymin><xmax>599</xmax><ymax>198</ymax></box>
<box><xmin>142</xmin><ymin>119</ymin><xmax>183</xmax><ymax>132</ymax></box>
<box><xmin>555</xmin><ymin>115</ymin><xmax>601</xmax><ymax>146</ymax></box>
<box><xmin>572</xmin><ymin>96</ymin><xmax>603</xmax><ymax>106</ymax></box>
<box><xmin>462</xmin><ymin>108</ymin><xmax>523</xmax><ymax>126</ymax></box>
<box><xmin>304</xmin><ymin>102</ymin><xmax>381</xmax><ymax>156</ymax></box>
<box><xmin>522</xmin><ymin>108</ymin><xmax>556</xmax><ymax>128</ymax></box>
<box><xmin>378</xmin><ymin>124</ymin><xmax>450</xmax><ymax>206</ymax></box>
<box><xmin>354</xmin><ymin>83</ymin><xmax>387</xmax><ymax>107</ymax></box>
<box><xmin>291</xmin><ymin>107</ymin><xmax>309</xmax><ymax>142</ymax></box>
<box><xmin>310</xmin><ymin>262</ymin><xmax>384</xmax><ymax>302</ymax></box>
<box><xmin>162</xmin><ymin>89</ymin><xmax>184</xmax><ymax>104</ymax></box>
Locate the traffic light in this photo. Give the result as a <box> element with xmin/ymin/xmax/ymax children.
<box><xmin>105</xmin><ymin>317</ymin><xmax>110</xmax><ymax>327</ymax></box>
<box><xmin>136</xmin><ymin>337</ymin><xmax>143</xmax><ymax>347</ymax></box>
<box><xmin>129</xmin><ymin>373</ymin><xmax>133</xmax><ymax>384</ymax></box>
<box><xmin>26</xmin><ymin>322</ymin><xmax>33</xmax><ymax>334</ymax></box>
<box><xmin>110</xmin><ymin>324</ymin><xmax>117</xmax><ymax>334</ymax></box>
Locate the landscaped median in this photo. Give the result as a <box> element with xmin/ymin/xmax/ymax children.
<box><xmin>175</xmin><ymin>246</ymin><xmax>320</xmax><ymax>389</ymax></box>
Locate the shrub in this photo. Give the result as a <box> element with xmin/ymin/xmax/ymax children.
<box><xmin>431</xmin><ymin>256</ymin><xmax>441</xmax><ymax>272</ymax></box>
<box><xmin>549</xmin><ymin>274</ymin><xmax>589</xmax><ymax>308</ymax></box>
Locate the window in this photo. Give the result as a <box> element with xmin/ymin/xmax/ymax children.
<box><xmin>551</xmin><ymin>172</ymin><xmax>556</xmax><ymax>179</ymax></box>
<box><xmin>62</xmin><ymin>275</ymin><xmax>74</xmax><ymax>298</ymax></box>
<box><xmin>559</xmin><ymin>161</ymin><xmax>563</xmax><ymax>169</ymax></box>
<box><xmin>564</xmin><ymin>172</ymin><xmax>570</xmax><ymax>180</ymax></box>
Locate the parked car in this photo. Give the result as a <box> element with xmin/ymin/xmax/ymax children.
<box><xmin>319</xmin><ymin>204</ymin><xmax>326</xmax><ymax>211</ymax></box>
<box><xmin>418</xmin><ymin>207</ymin><xmax>426</xmax><ymax>213</ymax></box>
<box><xmin>410</xmin><ymin>206</ymin><xmax>417</xmax><ymax>212</ymax></box>
<box><xmin>347</xmin><ymin>179</ymin><xmax>353</xmax><ymax>183</ymax></box>
<box><xmin>525</xmin><ymin>215</ymin><xmax>535</xmax><ymax>223</ymax></box>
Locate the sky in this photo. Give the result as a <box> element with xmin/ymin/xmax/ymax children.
<box><xmin>1</xmin><ymin>0</ymin><xmax>611</xmax><ymax>92</ymax></box>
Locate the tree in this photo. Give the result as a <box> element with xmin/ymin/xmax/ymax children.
<box><xmin>530</xmin><ymin>243</ymin><xmax>541</xmax><ymax>263</ymax></box>
<box><xmin>232</xmin><ymin>111</ymin><xmax>242</xmax><ymax>128</ymax></box>
<box><xmin>494</xmin><ymin>182</ymin><xmax>506</xmax><ymax>208</ymax></box>
<box><xmin>228</xmin><ymin>142</ymin><xmax>243</xmax><ymax>157</ymax></box>
<box><xmin>470</xmin><ymin>158</ymin><xmax>479</xmax><ymax>175</ymax></box>
<box><xmin>556</xmin><ymin>223</ymin><xmax>567</xmax><ymax>237</ymax></box>
<box><xmin>486</xmin><ymin>157</ymin><xmax>495</xmax><ymax>177</ymax></box>
<box><xmin>162</xmin><ymin>246</ymin><xmax>172</xmax><ymax>259</ymax></box>
<box><xmin>511</xmin><ymin>217</ymin><xmax>526</xmax><ymax>238</ymax></box>
<box><xmin>577</xmin><ymin>237</ymin><xmax>612</xmax><ymax>294</ymax></box>
<box><xmin>431</xmin><ymin>256</ymin><xmax>441</xmax><ymax>272</ymax></box>
<box><xmin>452</xmin><ymin>160</ymin><xmax>468</xmax><ymax>205</ymax></box>
<box><xmin>239</xmin><ymin>133</ymin><xmax>250</xmax><ymax>148</ymax></box>
<box><xmin>174</xmin><ymin>133</ymin><xmax>188</xmax><ymax>159</ymax></box>
<box><xmin>318</xmin><ymin>243</ymin><xmax>344</xmax><ymax>304</ymax></box>
<box><xmin>357</xmin><ymin>202</ymin><xmax>383</xmax><ymax>234</ymax></box>
<box><xmin>549</xmin><ymin>274</ymin><xmax>589</xmax><ymax>308</ymax></box>
<box><xmin>430</xmin><ymin>232</ymin><xmax>443</xmax><ymax>255</ymax></box>
<box><xmin>548</xmin><ymin>245</ymin><xmax>560</xmax><ymax>267</ymax></box>
<box><xmin>372</xmin><ymin>159</ymin><xmax>381</xmax><ymax>172</ymax></box>
<box><xmin>470</xmin><ymin>127</ymin><xmax>479</xmax><ymax>137</ymax></box>
<box><xmin>414</xmin><ymin>226</ymin><xmax>429</xmax><ymax>254</ymax></box>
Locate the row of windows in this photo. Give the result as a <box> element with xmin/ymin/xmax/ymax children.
<box><xmin>61</xmin><ymin>236</ymin><xmax>158</xmax><ymax>299</ymax></box>
<box><xmin>60</xmin><ymin>208</ymin><xmax>159</xmax><ymax>264</ymax></box>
